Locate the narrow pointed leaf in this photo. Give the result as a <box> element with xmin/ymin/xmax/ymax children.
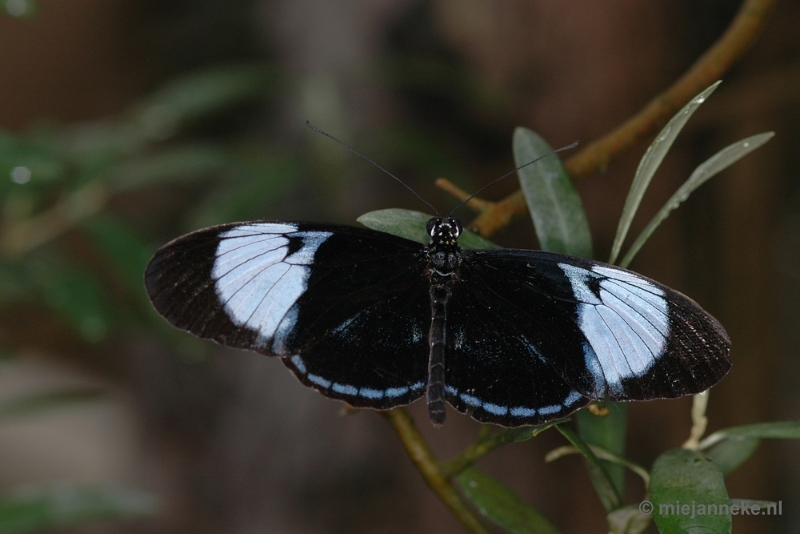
<box><xmin>109</xmin><ymin>145</ymin><xmax>230</xmax><ymax>192</ymax></box>
<box><xmin>513</xmin><ymin>128</ymin><xmax>592</xmax><ymax>258</ymax></box>
<box><xmin>576</xmin><ymin>404</ymin><xmax>627</xmax><ymax>497</ymax></box>
<box><xmin>650</xmin><ymin>448</ymin><xmax>731</xmax><ymax>534</ymax></box>
<box><xmin>704</xmin><ymin>436</ymin><xmax>760</xmax><ymax>475</ymax></box>
<box><xmin>444</xmin><ymin>422</ymin><xmax>561</xmax><ymax>477</ymax></box>
<box><xmin>620</xmin><ymin>132</ymin><xmax>774</xmax><ymax>267</ymax></box>
<box><xmin>699</xmin><ymin>420</ymin><xmax>800</xmax><ymax>449</ymax></box>
<box><xmin>609</xmin><ymin>81</ymin><xmax>721</xmax><ymax>264</ymax></box>
<box><xmin>132</xmin><ymin>64</ymin><xmax>272</xmax><ymax>127</ymax></box>
<box><xmin>0</xmin><ymin>485</ymin><xmax>157</xmax><ymax>533</ymax></box>
<box><xmin>358</xmin><ymin>208</ymin><xmax>500</xmax><ymax>249</ymax></box>
<box><xmin>555</xmin><ymin>425</ymin><xmax>620</xmax><ymax>511</ymax></box>
<box><xmin>456</xmin><ymin>467</ymin><xmax>561</xmax><ymax>534</ymax></box>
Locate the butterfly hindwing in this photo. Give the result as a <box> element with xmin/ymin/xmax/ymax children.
<box><xmin>444</xmin><ymin>278</ymin><xmax>592</xmax><ymax>426</ymax></box>
<box><xmin>145</xmin><ymin>222</ymin><xmax>431</xmax><ymax>409</ymax></box>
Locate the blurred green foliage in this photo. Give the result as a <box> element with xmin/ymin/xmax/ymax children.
<box><xmin>0</xmin><ymin>63</ymin><xmax>300</xmax><ymax>532</ymax></box>
<box><xmin>0</xmin><ymin>64</ymin><xmax>299</xmax><ymax>347</ymax></box>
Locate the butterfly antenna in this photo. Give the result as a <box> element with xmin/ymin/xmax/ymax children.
<box><xmin>307</xmin><ymin>121</ymin><xmax>438</xmax><ymax>215</ymax></box>
<box><xmin>449</xmin><ymin>141</ymin><xmax>579</xmax><ymax>216</ymax></box>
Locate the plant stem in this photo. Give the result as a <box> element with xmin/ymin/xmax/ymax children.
<box><xmin>442</xmin><ymin>424</ymin><xmax>558</xmax><ymax>477</ymax></box>
<box><xmin>382</xmin><ymin>408</ymin><xmax>491</xmax><ymax>534</ymax></box>
<box><xmin>682</xmin><ymin>390</ymin><xmax>711</xmax><ymax>450</ymax></box>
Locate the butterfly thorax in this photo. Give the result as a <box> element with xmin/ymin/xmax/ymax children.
<box><xmin>424</xmin><ymin>216</ymin><xmax>463</xmax><ymax>426</ymax></box>
<box><xmin>425</xmin><ymin>217</ymin><xmax>461</xmax><ymax>272</ymax></box>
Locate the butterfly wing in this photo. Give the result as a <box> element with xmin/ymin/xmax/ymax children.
<box><xmin>444</xmin><ymin>282</ymin><xmax>593</xmax><ymax>426</ymax></box>
<box><xmin>445</xmin><ymin>249</ymin><xmax>731</xmax><ymax>426</ymax></box>
<box><xmin>145</xmin><ymin>221</ymin><xmax>431</xmax><ymax>409</ymax></box>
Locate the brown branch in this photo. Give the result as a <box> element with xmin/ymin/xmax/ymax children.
<box><xmin>435</xmin><ymin>178</ymin><xmax>494</xmax><ymax>212</ymax></box>
<box><xmin>469</xmin><ymin>0</ymin><xmax>776</xmax><ymax>238</ymax></box>
<box><xmin>382</xmin><ymin>409</ymin><xmax>492</xmax><ymax>534</ymax></box>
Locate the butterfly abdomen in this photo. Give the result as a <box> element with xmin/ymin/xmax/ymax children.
<box><xmin>425</xmin><ymin>217</ymin><xmax>463</xmax><ymax>426</ymax></box>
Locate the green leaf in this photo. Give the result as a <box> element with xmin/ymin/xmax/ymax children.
<box><xmin>555</xmin><ymin>425</ymin><xmax>620</xmax><ymax>511</ymax></box>
<box><xmin>513</xmin><ymin>128</ymin><xmax>592</xmax><ymax>258</ymax></box>
<box><xmin>608</xmin><ymin>81</ymin><xmax>721</xmax><ymax>265</ymax></box>
<box><xmin>650</xmin><ymin>448</ymin><xmax>731</xmax><ymax>534</ymax></box>
<box><xmin>607</xmin><ymin>505</ymin><xmax>651</xmax><ymax>534</ymax></box>
<box><xmin>696</xmin><ymin>420</ymin><xmax>800</xmax><ymax>476</ymax></box>
<box><xmin>132</xmin><ymin>65</ymin><xmax>273</xmax><ymax>137</ymax></box>
<box><xmin>456</xmin><ymin>467</ymin><xmax>561</xmax><ymax>534</ymax></box>
<box><xmin>619</xmin><ymin>132</ymin><xmax>774</xmax><ymax>268</ymax></box>
<box><xmin>0</xmin><ymin>389</ymin><xmax>104</xmax><ymax>422</ymax></box>
<box><xmin>357</xmin><ymin>208</ymin><xmax>500</xmax><ymax>249</ymax></box>
<box><xmin>699</xmin><ymin>420</ymin><xmax>800</xmax><ymax>449</ymax></box>
<box><xmin>109</xmin><ymin>144</ymin><xmax>231</xmax><ymax>192</ymax></box>
<box><xmin>576</xmin><ymin>403</ymin><xmax>628</xmax><ymax>497</ymax></box>
<box><xmin>0</xmin><ymin>484</ymin><xmax>157</xmax><ymax>533</ymax></box>
<box><xmin>704</xmin><ymin>436</ymin><xmax>760</xmax><ymax>475</ymax></box>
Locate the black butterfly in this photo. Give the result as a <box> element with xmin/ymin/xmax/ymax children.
<box><xmin>144</xmin><ymin>213</ymin><xmax>731</xmax><ymax>427</ymax></box>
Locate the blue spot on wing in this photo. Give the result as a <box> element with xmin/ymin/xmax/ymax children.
<box><xmin>445</xmin><ymin>385</ymin><xmax>584</xmax><ymax>422</ymax></box>
<box><xmin>359</xmin><ymin>388</ymin><xmax>384</xmax><ymax>399</ymax></box>
<box><xmin>482</xmin><ymin>402</ymin><xmax>508</xmax><ymax>416</ymax></box>
<box><xmin>538</xmin><ymin>405</ymin><xmax>561</xmax><ymax>416</ymax></box>
<box><xmin>510</xmin><ymin>406</ymin><xmax>537</xmax><ymax>417</ymax></box>
<box><xmin>288</xmin><ymin>355</ymin><xmax>424</xmax><ymax>402</ymax></box>
<box><xmin>332</xmin><ymin>383</ymin><xmax>358</xmax><ymax>396</ymax></box>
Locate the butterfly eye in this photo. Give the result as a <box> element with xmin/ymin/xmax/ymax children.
<box><xmin>426</xmin><ymin>217</ymin><xmax>441</xmax><ymax>236</ymax></box>
<box><xmin>450</xmin><ymin>218</ymin><xmax>463</xmax><ymax>237</ymax></box>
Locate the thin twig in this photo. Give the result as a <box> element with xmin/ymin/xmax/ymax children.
<box><xmin>469</xmin><ymin>0</ymin><xmax>776</xmax><ymax>238</ymax></box>
<box><xmin>682</xmin><ymin>390</ymin><xmax>711</xmax><ymax>450</ymax></box>
<box><xmin>435</xmin><ymin>178</ymin><xmax>494</xmax><ymax>212</ymax></box>
<box><xmin>545</xmin><ymin>444</ymin><xmax>651</xmax><ymax>489</ymax></box>
<box><xmin>382</xmin><ymin>409</ymin><xmax>491</xmax><ymax>534</ymax></box>
<box><xmin>441</xmin><ymin>422</ymin><xmax>562</xmax><ymax>477</ymax></box>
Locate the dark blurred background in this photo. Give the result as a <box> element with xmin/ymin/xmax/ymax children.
<box><xmin>0</xmin><ymin>1</ymin><xmax>798</xmax><ymax>532</ymax></box>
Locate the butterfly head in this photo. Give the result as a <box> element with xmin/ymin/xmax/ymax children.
<box><xmin>426</xmin><ymin>216</ymin><xmax>462</xmax><ymax>248</ymax></box>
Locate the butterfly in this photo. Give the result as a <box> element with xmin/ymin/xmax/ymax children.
<box><xmin>144</xmin><ymin>211</ymin><xmax>731</xmax><ymax>427</ymax></box>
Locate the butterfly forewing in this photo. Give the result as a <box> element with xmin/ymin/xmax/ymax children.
<box><xmin>459</xmin><ymin>249</ymin><xmax>731</xmax><ymax>408</ymax></box>
<box><xmin>145</xmin><ymin>222</ymin><xmax>430</xmax><ymax>409</ymax></box>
